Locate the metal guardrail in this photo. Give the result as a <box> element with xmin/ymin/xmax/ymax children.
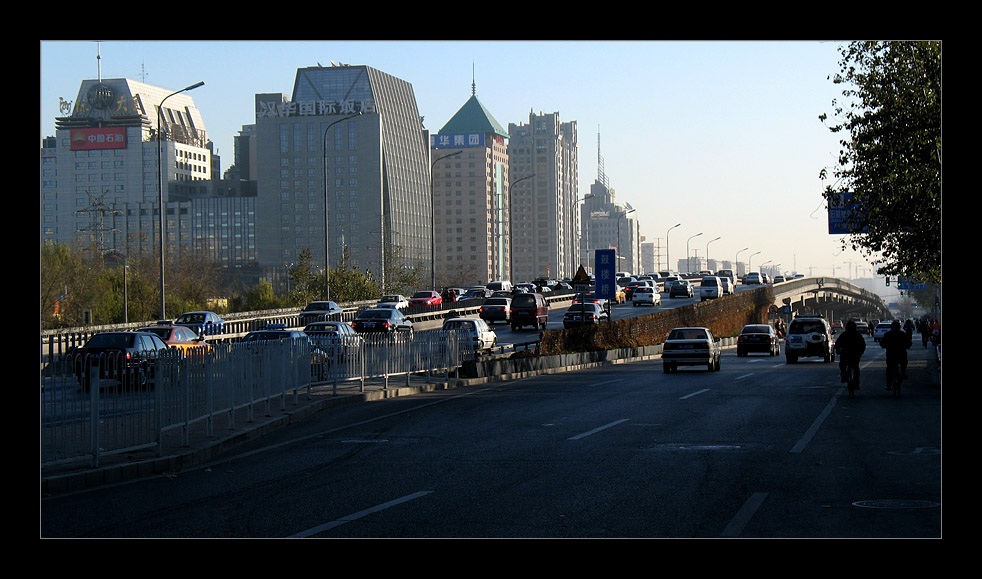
<box><xmin>41</xmin><ymin>330</ymin><xmax>472</xmax><ymax>468</ymax></box>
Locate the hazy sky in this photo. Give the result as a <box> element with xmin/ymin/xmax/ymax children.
<box><xmin>40</xmin><ymin>40</ymin><xmax>877</xmax><ymax>279</ymax></box>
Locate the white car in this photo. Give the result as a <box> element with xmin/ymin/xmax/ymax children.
<box><xmin>699</xmin><ymin>276</ymin><xmax>722</xmax><ymax>301</ymax></box>
<box><xmin>744</xmin><ymin>272</ymin><xmax>763</xmax><ymax>285</ymax></box>
<box><xmin>632</xmin><ymin>286</ymin><xmax>662</xmax><ymax>307</ymax></box>
<box><xmin>442</xmin><ymin>317</ymin><xmax>497</xmax><ymax>352</ymax></box>
<box><xmin>662</xmin><ymin>327</ymin><xmax>722</xmax><ymax>373</ymax></box>
<box><xmin>376</xmin><ymin>294</ymin><xmax>409</xmax><ymax>310</ymax></box>
<box><xmin>720</xmin><ymin>276</ymin><xmax>733</xmax><ymax>295</ymax></box>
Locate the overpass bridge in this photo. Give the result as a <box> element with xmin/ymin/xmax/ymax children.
<box><xmin>764</xmin><ymin>276</ymin><xmax>890</xmax><ymax>321</ymax></box>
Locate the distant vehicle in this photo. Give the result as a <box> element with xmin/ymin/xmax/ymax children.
<box><xmin>662</xmin><ymin>276</ymin><xmax>681</xmax><ymax>292</ymax></box>
<box><xmin>719</xmin><ymin>276</ymin><xmax>734</xmax><ymax>295</ymax></box>
<box><xmin>351</xmin><ymin>308</ymin><xmax>414</xmax><ymax>334</ymax></box>
<box><xmin>737</xmin><ymin>324</ymin><xmax>781</xmax><ymax>357</ymax></box>
<box><xmin>773</xmin><ymin>275</ymin><xmax>786</xmax><ymax>283</ymax></box>
<box><xmin>572</xmin><ymin>291</ymin><xmax>611</xmax><ymax>314</ymax></box>
<box><xmin>479</xmin><ymin>297</ymin><xmax>512</xmax><ymax>325</ymax></box>
<box><xmin>242</xmin><ymin>325</ymin><xmax>328</xmax><ymax>378</ymax></box>
<box><xmin>299</xmin><ymin>301</ymin><xmax>343</xmax><ymax>325</ymax></box>
<box><xmin>173</xmin><ymin>311</ymin><xmax>224</xmax><ymax>335</ymax></box>
<box><xmin>442</xmin><ymin>317</ymin><xmax>497</xmax><ymax>352</ymax></box>
<box><xmin>563</xmin><ymin>303</ymin><xmax>609</xmax><ymax>328</ymax></box>
<box><xmin>744</xmin><ymin>272</ymin><xmax>763</xmax><ymax>285</ymax></box>
<box><xmin>460</xmin><ymin>287</ymin><xmax>491</xmax><ymax>300</ymax></box>
<box><xmin>408</xmin><ymin>291</ymin><xmax>442</xmax><ymax>307</ymax></box>
<box><xmin>303</xmin><ymin>321</ymin><xmax>363</xmax><ymax>365</ymax></box>
<box><xmin>376</xmin><ymin>295</ymin><xmax>410</xmax><ymax>310</ymax></box>
<box><xmin>72</xmin><ymin>331</ymin><xmax>169</xmax><ymax>390</ymax></box>
<box><xmin>632</xmin><ymin>286</ymin><xmax>661</xmax><ymax>307</ymax></box>
<box><xmin>715</xmin><ymin>269</ymin><xmax>736</xmax><ymax>286</ymax></box>
<box><xmin>854</xmin><ymin>321</ymin><xmax>870</xmax><ymax>335</ymax></box>
<box><xmin>669</xmin><ymin>280</ymin><xmax>694</xmax><ymax>298</ymax></box>
<box><xmin>511</xmin><ymin>292</ymin><xmax>549</xmax><ymax>331</ymax></box>
<box><xmin>137</xmin><ymin>324</ymin><xmax>210</xmax><ymax>355</ymax></box>
<box><xmin>872</xmin><ymin>321</ymin><xmax>893</xmax><ymax>342</ymax></box>
<box><xmin>486</xmin><ymin>280</ymin><xmax>513</xmax><ymax>293</ymax></box>
<box><xmin>662</xmin><ymin>327</ymin><xmax>721</xmax><ymax>373</ymax></box>
<box><xmin>698</xmin><ymin>276</ymin><xmax>722</xmax><ymax>301</ymax></box>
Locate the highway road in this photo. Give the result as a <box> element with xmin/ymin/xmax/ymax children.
<box><xmin>41</xmin><ymin>336</ymin><xmax>941</xmax><ymax>538</ymax></box>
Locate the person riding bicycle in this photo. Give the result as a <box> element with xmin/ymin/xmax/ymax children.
<box><xmin>880</xmin><ymin>320</ymin><xmax>912</xmax><ymax>388</ymax></box>
<box><xmin>834</xmin><ymin>320</ymin><xmax>866</xmax><ymax>387</ymax></box>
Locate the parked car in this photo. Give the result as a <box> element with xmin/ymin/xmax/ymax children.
<box><xmin>72</xmin><ymin>331</ymin><xmax>169</xmax><ymax>390</ymax></box>
<box><xmin>137</xmin><ymin>324</ymin><xmax>210</xmax><ymax>355</ymax></box>
<box><xmin>562</xmin><ymin>303</ymin><xmax>609</xmax><ymax>328</ymax></box>
<box><xmin>408</xmin><ymin>291</ymin><xmax>442</xmax><ymax>307</ymax></box>
<box><xmin>632</xmin><ymin>286</ymin><xmax>661</xmax><ymax>307</ymax></box>
<box><xmin>479</xmin><ymin>296</ymin><xmax>512</xmax><ymax>325</ymax></box>
<box><xmin>785</xmin><ymin>315</ymin><xmax>834</xmax><ymax>363</ymax></box>
<box><xmin>737</xmin><ymin>324</ymin><xmax>781</xmax><ymax>357</ymax></box>
<box><xmin>351</xmin><ymin>308</ymin><xmax>414</xmax><ymax>334</ymax></box>
<box><xmin>662</xmin><ymin>327</ymin><xmax>721</xmax><ymax>373</ymax></box>
<box><xmin>511</xmin><ymin>292</ymin><xmax>549</xmax><ymax>331</ymax></box>
<box><xmin>698</xmin><ymin>276</ymin><xmax>723</xmax><ymax>301</ymax></box>
<box><xmin>299</xmin><ymin>301</ymin><xmax>343</xmax><ymax>325</ymax></box>
<box><xmin>375</xmin><ymin>295</ymin><xmax>410</xmax><ymax>310</ymax></box>
<box><xmin>442</xmin><ymin>317</ymin><xmax>497</xmax><ymax>352</ymax></box>
<box><xmin>173</xmin><ymin>311</ymin><xmax>224</xmax><ymax>335</ymax></box>
<box><xmin>669</xmin><ymin>280</ymin><xmax>694</xmax><ymax>298</ymax></box>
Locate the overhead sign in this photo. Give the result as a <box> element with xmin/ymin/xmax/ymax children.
<box><xmin>594</xmin><ymin>249</ymin><xmax>616</xmax><ymax>301</ymax></box>
<box><xmin>828</xmin><ymin>192</ymin><xmax>867</xmax><ymax>234</ymax></box>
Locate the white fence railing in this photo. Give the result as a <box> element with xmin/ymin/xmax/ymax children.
<box><xmin>41</xmin><ymin>330</ymin><xmax>472</xmax><ymax>468</ymax></box>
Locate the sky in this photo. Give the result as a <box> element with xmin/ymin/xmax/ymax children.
<box><xmin>40</xmin><ymin>40</ymin><xmax>878</xmax><ymax>280</ymax></box>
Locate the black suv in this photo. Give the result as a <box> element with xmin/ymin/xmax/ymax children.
<box><xmin>785</xmin><ymin>315</ymin><xmax>834</xmax><ymax>363</ymax></box>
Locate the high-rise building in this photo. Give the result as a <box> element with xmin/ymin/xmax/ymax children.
<box><xmin>42</xmin><ymin>77</ymin><xmax>256</xmax><ymax>268</ymax></box>
<box><xmin>430</xmin><ymin>83</ymin><xmax>510</xmax><ymax>288</ymax></box>
<box><xmin>507</xmin><ymin>112</ymin><xmax>578</xmax><ymax>282</ymax></box>
<box><xmin>253</xmin><ymin>65</ymin><xmax>431</xmax><ymax>288</ymax></box>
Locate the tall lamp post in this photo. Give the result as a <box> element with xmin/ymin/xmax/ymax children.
<box><xmin>735</xmin><ymin>247</ymin><xmax>749</xmax><ymax>277</ymax></box>
<box><xmin>686</xmin><ymin>232</ymin><xmax>703</xmax><ymax>273</ymax></box>
<box><xmin>507</xmin><ymin>173</ymin><xmax>535</xmax><ymax>283</ymax></box>
<box><xmin>617</xmin><ymin>208</ymin><xmax>636</xmax><ymax>272</ymax></box>
<box><xmin>430</xmin><ymin>150</ymin><xmax>461</xmax><ymax>290</ymax></box>
<box><xmin>157</xmin><ymin>81</ymin><xmax>204</xmax><ymax>320</ymax></box>
<box><xmin>748</xmin><ymin>251</ymin><xmax>761</xmax><ymax>276</ymax></box>
<box><xmin>665</xmin><ymin>223</ymin><xmax>681</xmax><ymax>272</ymax></box>
<box><xmin>706</xmin><ymin>236</ymin><xmax>721</xmax><ymax>271</ymax></box>
<box><xmin>323</xmin><ymin>113</ymin><xmax>361</xmax><ymax>301</ymax></box>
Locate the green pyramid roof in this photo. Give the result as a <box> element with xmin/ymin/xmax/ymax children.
<box><xmin>439</xmin><ymin>94</ymin><xmax>508</xmax><ymax>138</ymax></box>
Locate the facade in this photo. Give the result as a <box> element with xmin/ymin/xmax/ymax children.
<box><xmin>253</xmin><ymin>65</ymin><xmax>431</xmax><ymax>288</ymax></box>
<box><xmin>641</xmin><ymin>241</ymin><xmax>658</xmax><ymax>276</ymax></box>
<box><xmin>580</xmin><ymin>181</ymin><xmax>640</xmax><ymax>275</ymax></box>
<box><xmin>507</xmin><ymin>112</ymin><xmax>579</xmax><ymax>283</ymax></box>
<box><xmin>41</xmin><ymin>78</ymin><xmax>257</xmax><ymax>267</ymax></box>
<box><xmin>431</xmin><ymin>85</ymin><xmax>510</xmax><ymax>288</ymax></box>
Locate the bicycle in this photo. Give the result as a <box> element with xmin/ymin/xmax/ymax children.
<box><xmin>886</xmin><ymin>358</ymin><xmax>903</xmax><ymax>398</ymax></box>
<box><xmin>841</xmin><ymin>362</ymin><xmax>860</xmax><ymax>398</ymax></box>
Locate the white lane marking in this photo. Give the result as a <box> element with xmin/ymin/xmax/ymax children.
<box><xmin>680</xmin><ymin>388</ymin><xmax>710</xmax><ymax>400</ymax></box>
<box><xmin>568</xmin><ymin>419</ymin><xmax>630</xmax><ymax>440</ymax></box>
<box><xmin>735</xmin><ymin>373</ymin><xmax>754</xmax><ymax>380</ymax></box>
<box><xmin>289</xmin><ymin>491</ymin><xmax>433</xmax><ymax>538</ymax></box>
<box><xmin>720</xmin><ymin>492</ymin><xmax>768</xmax><ymax>537</ymax></box>
<box><xmin>790</xmin><ymin>390</ymin><xmax>841</xmax><ymax>454</ymax></box>
<box><xmin>589</xmin><ymin>379</ymin><xmax>625</xmax><ymax>387</ymax></box>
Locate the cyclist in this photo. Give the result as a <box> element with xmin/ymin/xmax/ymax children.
<box><xmin>834</xmin><ymin>320</ymin><xmax>866</xmax><ymax>388</ymax></box>
<box><xmin>880</xmin><ymin>320</ymin><xmax>912</xmax><ymax>389</ymax></box>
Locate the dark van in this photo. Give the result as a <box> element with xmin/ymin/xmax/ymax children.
<box><xmin>511</xmin><ymin>292</ymin><xmax>549</xmax><ymax>331</ymax></box>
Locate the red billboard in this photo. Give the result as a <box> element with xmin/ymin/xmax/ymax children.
<box><xmin>70</xmin><ymin>127</ymin><xmax>127</xmax><ymax>151</ymax></box>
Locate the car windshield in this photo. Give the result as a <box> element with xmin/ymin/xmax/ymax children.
<box><xmin>176</xmin><ymin>313</ymin><xmax>205</xmax><ymax>323</ymax></box>
<box><xmin>243</xmin><ymin>332</ymin><xmax>291</xmax><ymax>342</ymax></box>
<box><xmin>304</xmin><ymin>302</ymin><xmax>332</xmax><ymax>311</ymax></box>
<box><xmin>140</xmin><ymin>327</ymin><xmax>171</xmax><ymax>339</ymax></box>
<box><xmin>380</xmin><ymin>296</ymin><xmax>401</xmax><ymax>303</ymax></box>
<box><xmin>357</xmin><ymin>310</ymin><xmax>392</xmax><ymax>319</ymax></box>
<box><xmin>85</xmin><ymin>333</ymin><xmax>135</xmax><ymax>348</ymax></box>
<box><xmin>567</xmin><ymin>304</ymin><xmax>596</xmax><ymax>312</ymax></box>
<box><xmin>741</xmin><ymin>325</ymin><xmax>771</xmax><ymax>334</ymax></box>
<box><xmin>668</xmin><ymin>329</ymin><xmax>708</xmax><ymax>340</ymax></box>
<box><xmin>411</xmin><ymin>292</ymin><xmax>431</xmax><ymax>298</ymax></box>
<box><xmin>485</xmin><ymin>298</ymin><xmax>508</xmax><ymax>305</ymax></box>
<box><xmin>444</xmin><ymin>321</ymin><xmax>474</xmax><ymax>330</ymax></box>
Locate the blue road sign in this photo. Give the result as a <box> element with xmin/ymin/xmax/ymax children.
<box><xmin>595</xmin><ymin>249</ymin><xmax>616</xmax><ymax>301</ymax></box>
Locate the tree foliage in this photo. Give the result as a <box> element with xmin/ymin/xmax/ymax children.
<box><xmin>820</xmin><ymin>40</ymin><xmax>941</xmax><ymax>284</ymax></box>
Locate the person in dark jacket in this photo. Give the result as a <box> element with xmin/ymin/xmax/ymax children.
<box><xmin>880</xmin><ymin>320</ymin><xmax>912</xmax><ymax>386</ymax></box>
<box><xmin>834</xmin><ymin>320</ymin><xmax>867</xmax><ymax>387</ymax></box>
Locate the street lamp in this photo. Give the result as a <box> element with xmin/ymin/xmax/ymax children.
<box><xmin>617</xmin><ymin>208</ymin><xmax>636</xmax><ymax>272</ymax></box>
<box><xmin>706</xmin><ymin>236</ymin><xmax>721</xmax><ymax>271</ymax></box>
<box><xmin>507</xmin><ymin>173</ymin><xmax>535</xmax><ymax>283</ymax></box>
<box><xmin>735</xmin><ymin>247</ymin><xmax>749</xmax><ymax>276</ymax></box>
<box><xmin>157</xmin><ymin>81</ymin><xmax>204</xmax><ymax>320</ymax></box>
<box><xmin>665</xmin><ymin>223</ymin><xmax>681</xmax><ymax>272</ymax></box>
<box><xmin>322</xmin><ymin>113</ymin><xmax>361</xmax><ymax>301</ymax></box>
<box><xmin>430</xmin><ymin>150</ymin><xmax>462</xmax><ymax>290</ymax></box>
<box><xmin>748</xmin><ymin>251</ymin><xmax>761</xmax><ymax>275</ymax></box>
<box><xmin>686</xmin><ymin>232</ymin><xmax>703</xmax><ymax>274</ymax></box>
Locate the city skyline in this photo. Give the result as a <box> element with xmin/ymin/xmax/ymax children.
<box><xmin>41</xmin><ymin>40</ymin><xmax>881</xmax><ymax>280</ymax></box>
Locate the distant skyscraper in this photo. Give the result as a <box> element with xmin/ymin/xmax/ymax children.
<box><xmin>431</xmin><ymin>82</ymin><xmax>510</xmax><ymax>287</ymax></box>
<box><xmin>253</xmin><ymin>65</ymin><xmax>431</xmax><ymax>286</ymax></box>
<box><xmin>508</xmin><ymin>112</ymin><xmax>578</xmax><ymax>282</ymax></box>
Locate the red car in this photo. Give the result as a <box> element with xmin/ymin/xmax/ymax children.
<box><xmin>408</xmin><ymin>291</ymin><xmax>442</xmax><ymax>307</ymax></box>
